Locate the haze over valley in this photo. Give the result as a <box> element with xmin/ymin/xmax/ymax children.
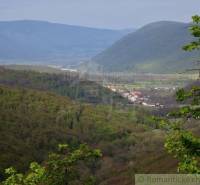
<box><xmin>0</xmin><ymin>1</ymin><xmax>200</xmax><ymax>185</ymax></box>
<box><xmin>0</xmin><ymin>20</ymin><xmax>132</xmax><ymax>66</ymax></box>
<box><xmin>0</xmin><ymin>19</ymin><xmax>199</xmax><ymax>74</ymax></box>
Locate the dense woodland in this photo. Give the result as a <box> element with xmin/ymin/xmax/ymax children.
<box><xmin>0</xmin><ymin>83</ymin><xmax>177</xmax><ymax>184</ymax></box>
<box><xmin>0</xmin><ymin>15</ymin><xmax>200</xmax><ymax>185</ymax></box>
<box><xmin>0</xmin><ymin>67</ymin><xmax>128</xmax><ymax>105</ymax></box>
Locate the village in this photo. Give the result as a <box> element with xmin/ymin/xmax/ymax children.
<box><xmin>104</xmin><ymin>84</ymin><xmax>176</xmax><ymax>108</ymax></box>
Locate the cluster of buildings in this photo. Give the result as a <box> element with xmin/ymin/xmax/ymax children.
<box><xmin>106</xmin><ymin>85</ymin><xmax>164</xmax><ymax>108</ymax></box>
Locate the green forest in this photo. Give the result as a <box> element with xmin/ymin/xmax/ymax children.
<box><xmin>0</xmin><ymin>84</ymin><xmax>177</xmax><ymax>184</ymax></box>
<box><xmin>0</xmin><ymin>15</ymin><xmax>200</xmax><ymax>185</ymax></box>
<box><xmin>0</xmin><ymin>67</ymin><xmax>128</xmax><ymax>105</ymax></box>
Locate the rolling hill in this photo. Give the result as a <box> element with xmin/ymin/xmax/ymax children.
<box><xmin>0</xmin><ymin>20</ymin><xmax>130</xmax><ymax>65</ymax></box>
<box><xmin>0</xmin><ymin>85</ymin><xmax>177</xmax><ymax>183</ymax></box>
<box><xmin>0</xmin><ymin>66</ymin><xmax>128</xmax><ymax>105</ymax></box>
<box><xmin>92</xmin><ymin>21</ymin><xmax>200</xmax><ymax>73</ymax></box>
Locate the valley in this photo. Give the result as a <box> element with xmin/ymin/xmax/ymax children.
<box><xmin>3</xmin><ymin>64</ymin><xmax>198</xmax><ymax>109</ymax></box>
<box><xmin>0</xmin><ymin>68</ymin><xmax>180</xmax><ymax>184</ymax></box>
<box><xmin>0</xmin><ymin>3</ymin><xmax>200</xmax><ymax>184</ymax></box>
<box><xmin>0</xmin><ymin>65</ymin><xmax>199</xmax><ymax>185</ymax></box>
<box><xmin>85</xmin><ymin>72</ymin><xmax>197</xmax><ymax>108</ymax></box>
<box><xmin>4</xmin><ymin>64</ymin><xmax>197</xmax><ymax>108</ymax></box>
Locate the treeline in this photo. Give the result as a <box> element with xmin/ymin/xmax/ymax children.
<box><xmin>0</xmin><ymin>67</ymin><xmax>128</xmax><ymax>105</ymax></box>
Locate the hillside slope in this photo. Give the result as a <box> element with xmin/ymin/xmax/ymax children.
<box><xmin>0</xmin><ymin>20</ymin><xmax>128</xmax><ymax>65</ymax></box>
<box><xmin>0</xmin><ymin>67</ymin><xmax>128</xmax><ymax>105</ymax></box>
<box><xmin>93</xmin><ymin>21</ymin><xmax>200</xmax><ymax>73</ymax></box>
<box><xmin>0</xmin><ymin>85</ymin><xmax>177</xmax><ymax>183</ymax></box>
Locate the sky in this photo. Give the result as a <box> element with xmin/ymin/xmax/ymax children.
<box><xmin>0</xmin><ymin>0</ymin><xmax>200</xmax><ymax>29</ymax></box>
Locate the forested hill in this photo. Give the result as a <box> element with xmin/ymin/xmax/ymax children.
<box><xmin>0</xmin><ymin>20</ymin><xmax>129</xmax><ymax>64</ymax></box>
<box><xmin>0</xmin><ymin>85</ymin><xmax>177</xmax><ymax>183</ymax></box>
<box><xmin>92</xmin><ymin>21</ymin><xmax>200</xmax><ymax>73</ymax></box>
<box><xmin>0</xmin><ymin>67</ymin><xmax>127</xmax><ymax>105</ymax></box>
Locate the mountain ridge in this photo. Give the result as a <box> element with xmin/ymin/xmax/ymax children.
<box><xmin>0</xmin><ymin>20</ymin><xmax>132</xmax><ymax>65</ymax></box>
<box><xmin>92</xmin><ymin>21</ymin><xmax>200</xmax><ymax>73</ymax></box>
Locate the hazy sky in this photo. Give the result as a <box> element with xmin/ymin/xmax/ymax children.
<box><xmin>0</xmin><ymin>0</ymin><xmax>200</xmax><ymax>29</ymax></box>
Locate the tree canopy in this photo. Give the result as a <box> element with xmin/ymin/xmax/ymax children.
<box><xmin>163</xmin><ymin>15</ymin><xmax>200</xmax><ymax>173</ymax></box>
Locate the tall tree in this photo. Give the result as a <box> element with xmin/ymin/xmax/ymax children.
<box><xmin>163</xmin><ymin>15</ymin><xmax>200</xmax><ymax>173</ymax></box>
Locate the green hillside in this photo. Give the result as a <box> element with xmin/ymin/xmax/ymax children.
<box><xmin>0</xmin><ymin>67</ymin><xmax>127</xmax><ymax>105</ymax></box>
<box><xmin>93</xmin><ymin>21</ymin><xmax>200</xmax><ymax>73</ymax></box>
<box><xmin>0</xmin><ymin>85</ymin><xmax>177</xmax><ymax>184</ymax></box>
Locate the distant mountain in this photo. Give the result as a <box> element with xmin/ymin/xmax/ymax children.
<box><xmin>0</xmin><ymin>20</ymin><xmax>131</xmax><ymax>65</ymax></box>
<box><xmin>92</xmin><ymin>21</ymin><xmax>200</xmax><ymax>73</ymax></box>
